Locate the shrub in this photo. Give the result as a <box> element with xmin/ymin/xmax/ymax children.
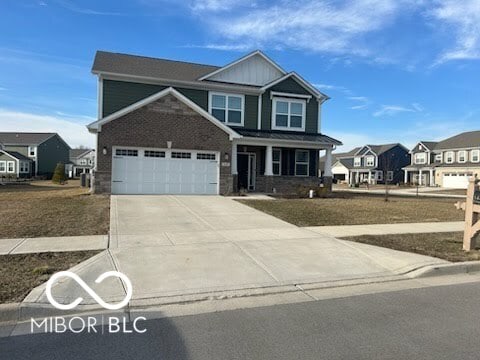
<box><xmin>52</xmin><ymin>162</ymin><xmax>66</xmax><ymax>184</ymax></box>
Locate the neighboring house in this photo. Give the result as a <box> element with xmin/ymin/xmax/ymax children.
<box><xmin>0</xmin><ymin>132</ymin><xmax>70</xmax><ymax>178</ymax></box>
<box><xmin>87</xmin><ymin>50</ymin><xmax>342</xmax><ymax>195</ymax></box>
<box><xmin>66</xmin><ymin>149</ymin><xmax>95</xmax><ymax>177</ymax></box>
<box><xmin>403</xmin><ymin>131</ymin><xmax>480</xmax><ymax>189</ymax></box>
<box><xmin>0</xmin><ymin>149</ymin><xmax>33</xmax><ymax>179</ymax></box>
<box><xmin>323</xmin><ymin>144</ymin><xmax>410</xmax><ymax>185</ymax></box>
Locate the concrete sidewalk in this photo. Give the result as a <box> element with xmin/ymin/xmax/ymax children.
<box><xmin>306</xmin><ymin>221</ymin><xmax>464</xmax><ymax>238</ymax></box>
<box><xmin>20</xmin><ymin>195</ymin><xmax>449</xmax><ymax>313</ymax></box>
<box><xmin>0</xmin><ymin>235</ymin><xmax>108</xmax><ymax>255</ymax></box>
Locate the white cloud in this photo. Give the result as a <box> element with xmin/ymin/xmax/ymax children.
<box><xmin>200</xmin><ymin>0</ymin><xmax>413</xmax><ymax>56</ymax></box>
<box><xmin>190</xmin><ymin>0</ymin><xmax>251</xmax><ymax>12</ymax></box>
<box><xmin>430</xmin><ymin>0</ymin><xmax>480</xmax><ymax>64</ymax></box>
<box><xmin>411</xmin><ymin>102</ymin><xmax>424</xmax><ymax>112</ymax></box>
<box><xmin>348</xmin><ymin>96</ymin><xmax>370</xmax><ymax>110</ymax></box>
<box><xmin>373</xmin><ymin>105</ymin><xmax>418</xmax><ymax>117</ymax></box>
<box><xmin>0</xmin><ymin>109</ymin><xmax>95</xmax><ymax>148</ymax></box>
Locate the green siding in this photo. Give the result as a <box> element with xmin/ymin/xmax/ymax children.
<box><xmin>261</xmin><ymin>77</ymin><xmax>319</xmax><ymax>133</ymax></box>
<box><xmin>244</xmin><ymin>95</ymin><xmax>258</xmax><ymax>129</ymax></box>
<box><xmin>102</xmin><ymin>80</ymin><xmax>209</xmax><ymax>117</ymax></box>
<box><xmin>3</xmin><ymin>145</ymin><xmax>28</xmax><ymax>157</ymax></box>
<box><xmin>37</xmin><ymin>135</ymin><xmax>70</xmax><ymax>177</ymax></box>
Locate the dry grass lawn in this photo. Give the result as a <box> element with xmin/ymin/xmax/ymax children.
<box><xmin>238</xmin><ymin>193</ymin><xmax>464</xmax><ymax>226</ymax></box>
<box><xmin>0</xmin><ymin>251</ymin><xmax>101</xmax><ymax>303</ymax></box>
<box><xmin>341</xmin><ymin>232</ymin><xmax>480</xmax><ymax>262</ymax></box>
<box><xmin>0</xmin><ymin>181</ymin><xmax>110</xmax><ymax>239</ymax></box>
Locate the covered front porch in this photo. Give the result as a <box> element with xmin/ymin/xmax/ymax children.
<box><xmin>231</xmin><ymin>139</ymin><xmax>336</xmax><ymax>194</ymax></box>
<box><xmin>403</xmin><ymin>166</ymin><xmax>435</xmax><ymax>186</ymax></box>
<box><xmin>348</xmin><ymin>169</ymin><xmax>382</xmax><ymax>185</ymax></box>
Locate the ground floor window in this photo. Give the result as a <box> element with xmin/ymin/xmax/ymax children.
<box><xmin>295</xmin><ymin>150</ymin><xmax>309</xmax><ymax>176</ymax></box>
<box><xmin>0</xmin><ymin>161</ymin><xmax>5</xmax><ymax>172</ymax></box>
<box><xmin>386</xmin><ymin>171</ymin><xmax>394</xmax><ymax>182</ymax></box>
<box><xmin>20</xmin><ymin>162</ymin><xmax>29</xmax><ymax>173</ymax></box>
<box><xmin>7</xmin><ymin>161</ymin><xmax>14</xmax><ymax>173</ymax></box>
<box><xmin>376</xmin><ymin>171</ymin><xmax>383</xmax><ymax>181</ymax></box>
<box><xmin>272</xmin><ymin>149</ymin><xmax>281</xmax><ymax>176</ymax></box>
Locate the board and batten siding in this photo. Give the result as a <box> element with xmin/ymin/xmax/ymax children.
<box><xmin>261</xmin><ymin>77</ymin><xmax>319</xmax><ymax>133</ymax></box>
<box><xmin>36</xmin><ymin>135</ymin><xmax>70</xmax><ymax>176</ymax></box>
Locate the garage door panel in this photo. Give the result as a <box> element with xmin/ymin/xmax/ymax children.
<box><xmin>112</xmin><ymin>148</ymin><xmax>219</xmax><ymax>195</ymax></box>
<box><xmin>442</xmin><ymin>173</ymin><xmax>471</xmax><ymax>189</ymax></box>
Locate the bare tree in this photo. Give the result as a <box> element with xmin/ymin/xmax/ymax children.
<box><xmin>378</xmin><ymin>152</ymin><xmax>409</xmax><ymax>202</ymax></box>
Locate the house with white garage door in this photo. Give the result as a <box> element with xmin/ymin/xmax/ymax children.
<box><xmin>87</xmin><ymin>50</ymin><xmax>341</xmax><ymax>195</ymax></box>
<box><xmin>403</xmin><ymin>130</ymin><xmax>480</xmax><ymax>189</ymax></box>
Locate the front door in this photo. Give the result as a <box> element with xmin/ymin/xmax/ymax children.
<box><xmin>237</xmin><ymin>153</ymin><xmax>256</xmax><ymax>191</ymax></box>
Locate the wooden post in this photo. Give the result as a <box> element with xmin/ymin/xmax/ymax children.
<box><xmin>462</xmin><ymin>178</ymin><xmax>480</xmax><ymax>251</ymax></box>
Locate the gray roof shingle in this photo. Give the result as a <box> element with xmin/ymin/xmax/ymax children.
<box><xmin>434</xmin><ymin>131</ymin><xmax>480</xmax><ymax>150</ymax></box>
<box><xmin>0</xmin><ymin>132</ymin><xmax>56</xmax><ymax>146</ymax></box>
<box><xmin>92</xmin><ymin>51</ymin><xmax>220</xmax><ymax>82</ymax></box>
<box><xmin>70</xmin><ymin>148</ymin><xmax>92</xmax><ymax>159</ymax></box>
<box><xmin>1</xmin><ymin>150</ymin><xmax>32</xmax><ymax>161</ymax></box>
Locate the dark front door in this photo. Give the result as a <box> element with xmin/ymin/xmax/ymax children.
<box><xmin>238</xmin><ymin>154</ymin><xmax>249</xmax><ymax>191</ymax></box>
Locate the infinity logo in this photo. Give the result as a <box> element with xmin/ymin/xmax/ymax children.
<box><xmin>46</xmin><ymin>271</ymin><xmax>133</xmax><ymax>310</ymax></box>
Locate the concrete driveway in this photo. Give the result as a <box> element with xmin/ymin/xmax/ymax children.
<box><xmin>25</xmin><ymin>195</ymin><xmax>447</xmax><ymax>309</ymax></box>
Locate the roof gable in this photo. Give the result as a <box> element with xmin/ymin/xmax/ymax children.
<box><xmin>199</xmin><ymin>51</ymin><xmax>286</xmax><ymax>86</ymax></box>
<box><xmin>87</xmin><ymin>87</ymin><xmax>241</xmax><ymax>140</ymax></box>
<box><xmin>261</xmin><ymin>72</ymin><xmax>327</xmax><ymax>100</ymax></box>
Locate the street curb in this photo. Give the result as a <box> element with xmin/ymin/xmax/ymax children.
<box><xmin>407</xmin><ymin>261</ymin><xmax>480</xmax><ymax>278</ymax></box>
<box><xmin>0</xmin><ymin>303</ymin><xmax>20</xmax><ymax>324</ymax></box>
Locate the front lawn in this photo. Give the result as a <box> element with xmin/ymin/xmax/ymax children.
<box><xmin>340</xmin><ymin>232</ymin><xmax>479</xmax><ymax>262</ymax></box>
<box><xmin>238</xmin><ymin>193</ymin><xmax>464</xmax><ymax>227</ymax></box>
<box><xmin>0</xmin><ymin>181</ymin><xmax>110</xmax><ymax>239</ymax></box>
<box><xmin>0</xmin><ymin>251</ymin><xmax>101</xmax><ymax>303</ymax></box>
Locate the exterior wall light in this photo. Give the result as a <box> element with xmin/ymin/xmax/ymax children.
<box><xmin>102</xmin><ymin>147</ymin><xmax>107</xmax><ymax>155</ymax></box>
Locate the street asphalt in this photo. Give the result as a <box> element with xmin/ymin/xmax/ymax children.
<box><xmin>3</xmin><ymin>281</ymin><xmax>480</xmax><ymax>359</ymax></box>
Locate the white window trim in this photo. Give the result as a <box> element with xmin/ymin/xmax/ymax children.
<box><xmin>445</xmin><ymin>151</ymin><xmax>454</xmax><ymax>164</ymax></box>
<box><xmin>19</xmin><ymin>161</ymin><xmax>29</xmax><ymax>173</ymax></box>
<box><xmin>387</xmin><ymin>171</ymin><xmax>394</xmax><ymax>181</ymax></box>
<box><xmin>294</xmin><ymin>150</ymin><xmax>309</xmax><ymax>177</ymax></box>
<box><xmin>7</xmin><ymin>161</ymin><xmax>14</xmax><ymax>173</ymax></box>
<box><xmin>365</xmin><ymin>155</ymin><xmax>375</xmax><ymax>167</ymax></box>
<box><xmin>272</xmin><ymin>148</ymin><xmax>281</xmax><ymax>176</ymax></box>
<box><xmin>28</xmin><ymin>146</ymin><xmax>36</xmax><ymax>157</ymax></box>
<box><xmin>414</xmin><ymin>152</ymin><xmax>427</xmax><ymax>164</ymax></box>
<box><xmin>208</xmin><ymin>92</ymin><xmax>245</xmax><ymax>126</ymax></box>
<box><xmin>271</xmin><ymin>97</ymin><xmax>306</xmax><ymax>132</ymax></box>
<box><xmin>354</xmin><ymin>157</ymin><xmax>361</xmax><ymax>167</ymax></box>
<box><xmin>0</xmin><ymin>160</ymin><xmax>5</xmax><ymax>172</ymax></box>
<box><xmin>435</xmin><ymin>153</ymin><xmax>442</xmax><ymax>162</ymax></box>
<box><xmin>471</xmin><ymin>149</ymin><xmax>480</xmax><ymax>163</ymax></box>
<box><xmin>376</xmin><ymin>171</ymin><xmax>383</xmax><ymax>181</ymax></box>
<box><xmin>458</xmin><ymin>150</ymin><xmax>467</xmax><ymax>163</ymax></box>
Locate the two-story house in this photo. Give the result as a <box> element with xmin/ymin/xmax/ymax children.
<box><xmin>87</xmin><ymin>50</ymin><xmax>342</xmax><ymax>195</ymax></box>
<box><xmin>0</xmin><ymin>132</ymin><xmax>70</xmax><ymax>179</ymax></box>
<box><xmin>403</xmin><ymin>131</ymin><xmax>480</xmax><ymax>188</ymax></box>
<box><xmin>66</xmin><ymin>148</ymin><xmax>95</xmax><ymax>178</ymax></box>
<box><xmin>326</xmin><ymin>144</ymin><xmax>409</xmax><ymax>185</ymax></box>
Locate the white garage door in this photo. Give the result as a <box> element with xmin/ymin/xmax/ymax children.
<box><xmin>442</xmin><ymin>172</ymin><xmax>472</xmax><ymax>189</ymax></box>
<box><xmin>111</xmin><ymin>147</ymin><xmax>219</xmax><ymax>195</ymax></box>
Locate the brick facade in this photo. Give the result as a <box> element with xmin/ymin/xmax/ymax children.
<box><xmin>256</xmin><ymin>175</ymin><xmax>332</xmax><ymax>194</ymax></box>
<box><xmin>94</xmin><ymin>94</ymin><xmax>234</xmax><ymax>194</ymax></box>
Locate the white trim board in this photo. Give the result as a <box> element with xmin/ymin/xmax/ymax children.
<box><xmin>87</xmin><ymin>87</ymin><xmax>241</xmax><ymax>140</ymax></box>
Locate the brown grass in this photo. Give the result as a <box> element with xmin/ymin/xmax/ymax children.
<box><xmin>238</xmin><ymin>193</ymin><xmax>465</xmax><ymax>227</ymax></box>
<box><xmin>341</xmin><ymin>232</ymin><xmax>480</xmax><ymax>262</ymax></box>
<box><xmin>0</xmin><ymin>251</ymin><xmax>101</xmax><ymax>303</ymax></box>
<box><xmin>0</xmin><ymin>182</ymin><xmax>110</xmax><ymax>239</ymax></box>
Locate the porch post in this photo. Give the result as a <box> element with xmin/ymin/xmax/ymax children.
<box><xmin>368</xmin><ymin>171</ymin><xmax>372</xmax><ymax>184</ymax></box>
<box><xmin>419</xmin><ymin>169</ymin><xmax>423</xmax><ymax>186</ymax></box>
<box><xmin>429</xmin><ymin>169</ymin><xmax>434</xmax><ymax>186</ymax></box>
<box><xmin>323</xmin><ymin>147</ymin><xmax>333</xmax><ymax>177</ymax></box>
<box><xmin>264</xmin><ymin>145</ymin><xmax>273</xmax><ymax>176</ymax></box>
<box><xmin>231</xmin><ymin>142</ymin><xmax>238</xmax><ymax>175</ymax></box>
<box><xmin>404</xmin><ymin>170</ymin><xmax>408</xmax><ymax>184</ymax></box>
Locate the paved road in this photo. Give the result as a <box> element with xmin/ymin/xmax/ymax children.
<box><xmin>4</xmin><ymin>281</ymin><xmax>480</xmax><ymax>359</ymax></box>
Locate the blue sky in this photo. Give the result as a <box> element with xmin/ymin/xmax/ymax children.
<box><xmin>0</xmin><ymin>0</ymin><xmax>479</xmax><ymax>150</ymax></box>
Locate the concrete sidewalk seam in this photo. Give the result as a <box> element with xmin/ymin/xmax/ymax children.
<box><xmin>232</xmin><ymin>242</ymin><xmax>280</xmax><ymax>282</ymax></box>
<box><xmin>7</xmin><ymin>238</ymin><xmax>27</xmax><ymax>255</ymax></box>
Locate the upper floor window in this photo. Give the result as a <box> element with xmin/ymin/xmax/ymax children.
<box><xmin>272</xmin><ymin>98</ymin><xmax>305</xmax><ymax>131</ymax></box>
<box><xmin>414</xmin><ymin>153</ymin><xmax>427</xmax><ymax>164</ymax></box>
<box><xmin>28</xmin><ymin>146</ymin><xmax>36</xmax><ymax>157</ymax></box>
<box><xmin>209</xmin><ymin>93</ymin><xmax>244</xmax><ymax>126</ymax></box>
<box><xmin>458</xmin><ymin>150</ymin><xmax>467</xmax><ymax>163</ymax></box>
<box><xmin>435</xmin><ymin>153</ymin><xmax>442</xmax><ymax>162</ymax></box>
<box><xmin>445</xmin><ymin>151</ymin><xmax>454</xmax><ymax>164</ymax></box>
<box><xmin>354</xmin><ymin>157</ymin><xmax>361</xmax><ymax>167</ymax></box>
<box><xmin>365</xmin><ymin>156</ymin><xmax>375</xmax><ymax>167</ymax></box>
<box><xmin>471</xmin><ymin>150</ymin><xmax>480</xmax><ymax>163</ymax></box>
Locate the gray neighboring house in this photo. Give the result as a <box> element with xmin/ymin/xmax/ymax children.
<box><xmin>0</xmin><ymin>132</ymin><xmax>70</xmax><ymax>178</ymax></box>
<box><xmin>322</xmin><ymin>144</ymin><xmax>410</xmax><ymax>185</ymax></box>
<box><xmin>67</xmin><ymin>149</ymin><xmax>95</xmax><ymax>178</ymax></box>
<box><xmin>403</xmin><ymin>130</ymin><xmax>480</xmax><ymax>188</ymax></box>
<box><xmin>87</xmin><ymin>50</ymin><xmax>342</xmax><ymax>195</ymax></box>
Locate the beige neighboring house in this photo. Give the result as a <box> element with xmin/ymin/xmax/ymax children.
<box><xmin>403</xmin><ymin>130</ymin><xmax>480</xmax><ymax>189</ymax></box>
<box><xmin>66</xmin><ymin>149</ymin><xmax>95</xmax><ymax>178</ymax></box>
<box><xmin>320</xmin><ymin>148</ymin><xmax>360</xmax><ymax>183</ymax></box>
